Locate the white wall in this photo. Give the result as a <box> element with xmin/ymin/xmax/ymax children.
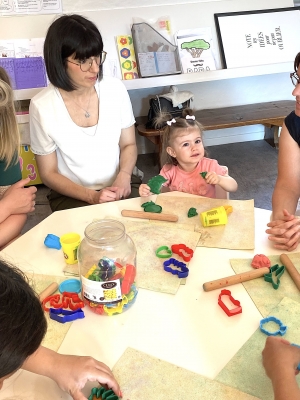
<box><xmin>0</xmin><ymin>0</ymin><xmax>295</xmax><ymax>151</ymax></box>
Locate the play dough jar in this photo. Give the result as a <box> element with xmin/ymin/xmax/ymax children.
<box><xmin>200</xmin><ymin>206</ymin><xmax>232</xmax><ymax>227</ymax></box>
<box><xmin>77</xmin><ymin>220</ymin><xmax>137</xmax><ymax>316</ymax></box>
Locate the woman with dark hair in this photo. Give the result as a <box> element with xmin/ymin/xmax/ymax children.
<box><xmin>30</xmin><ymin>14</ymin><xmax>140</xmax><ymax>212</ymax></box>
<box><xmin>0</xmin><ymin>258</ymin><xmax>121</xmax><ymax>397</ymax></box>
<box><xmin>266</xmin><ymin>52</ymin><xmax>300</xmax><ymax>251</ymax></box>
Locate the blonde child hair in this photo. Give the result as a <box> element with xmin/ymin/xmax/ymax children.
<box><xmin>156</xmin><ymin>108</ymin><xmax>207</xmax><ymax>167</ymax></box>
<box><xmin>0</xmin><ymin>67</ymin><xmax>20</xmax><ymax>169</ymax></box>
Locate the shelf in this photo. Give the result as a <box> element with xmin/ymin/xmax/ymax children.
<box><xmin>123</xmin><ymin>62</ymin><xmax>293</xmax><ymax>91</ymax></box>
<box><xmin>13</xmin><ymin>62</ymin><xmax>293</xmax><ymax>99</ymax></box>
<box><xmin>14</xmin><ymin>87</ymin><xmax>44</xmax><ymax>101</ymax></box>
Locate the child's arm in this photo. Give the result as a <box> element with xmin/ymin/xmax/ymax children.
<box><xmin>139</xmin><ymin>183</ymin><xmax>152</xmax><ymax>197</ymax></box>
<box><xmin>22</xmin><ymin>346</ymin><xmax>122</xmax><ymax>399</ymax></box>
<box><xmin>0</xmin><ymin>214</ymin><xmax>27</xmax><ymax>249</ymax></box>
<box><xmin>205</xmin><ymin>172</ymin><xmax>238</xmax><ymax>193</ymax></box>
<box><xmin>262</xmin><ymin>336</ymin><xmax>300</xmax><ymax>400</ymax></box>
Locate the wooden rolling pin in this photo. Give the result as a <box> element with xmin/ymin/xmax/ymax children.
<box><xmin>203</xmin><ymin>267</ymin><xmax>270</xmax><ymax>292</ymax></box>
<box><xmin>121</xmin><ymin>209</ymin><xmax>178</xmax><ymax>222</ymax></box>
<box><xmin>280</xmin><ymin>253</ymin><xmax>300</xmax><ymax>291</ymax></box>
<box><xmin>39</xmin><ymin>282</ymin><xmax>59</xmax><ymax>302</ymax></box>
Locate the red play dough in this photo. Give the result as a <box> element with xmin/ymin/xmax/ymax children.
<box><xmin>251</xmin><ymin>254</ymin><xmax>271</xmax><ymax>269</ymax></box>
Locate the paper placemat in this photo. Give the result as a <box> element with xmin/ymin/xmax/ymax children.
<box><xmin>216</xmin><ymin>297</ymin><xmax>300</xmax><ymax>400</ymax></box>
<box><xmin>113</xmin><ymin>347</ymin><xmax>260</xmax><ymax>400</ymax></box>
<box><xmin>230</xmin><ymin>253</ymin><xmax>300</xmax><ymax>317</ymax></box>
<box><xmin>155</xmin><ymin>195</ymin><xmax>255</xmax><ymax>249</ymax></box>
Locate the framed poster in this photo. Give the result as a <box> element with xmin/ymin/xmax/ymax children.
<box><xmin>214</xmin><ymin>7</ymin><xmax>300</xmax><ymax>69</ymax></box>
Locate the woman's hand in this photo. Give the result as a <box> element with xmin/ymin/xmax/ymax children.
<box><xmin>139</xmin><ymin>184</ymin><xmax>151</xmax><ymax>197</ymax></box>
<box><xmin>266</xmin><ymin>209</ymin><xmax>300</xmax><ymax>251</ymax></box>
<box><xmin>2</xmin><ymin>178</ymin><xmax>37</xmax><ymax>214</ymax></box>
<box><xmin>111</xmin><ymin>170</ymin><xmax>131</xmax><ymax>200</ymax></box>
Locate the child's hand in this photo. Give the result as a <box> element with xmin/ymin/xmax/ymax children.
<box><xmin>139</xmin><ymin>184</ymin><xmax>152</xmax><ymax>197</ymax></box>
<box><xmin>204</xmin><ymin>172</ymin><xmax>220</xmax><ymax>185</ymax></box>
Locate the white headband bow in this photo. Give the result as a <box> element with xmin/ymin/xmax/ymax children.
<box><xmin>186</xmin><ymin>115</ymin><xmax>195</xmax><ymax>120</ymax></box>
<box><xmin>167</xmin><ymin>118</ymin><xmax>176</xmax><ymax>126</ymax></box>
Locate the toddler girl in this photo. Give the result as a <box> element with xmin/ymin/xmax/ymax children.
<box><xmin>139</xmin><ymin>109</ymin><xmax>238</xmax><ymax>197</ymax></box>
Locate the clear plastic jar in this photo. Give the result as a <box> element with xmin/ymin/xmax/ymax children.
<box><xmin>78</xmin><ymin>219</ymin><xmax>137</xmax><ymax>316</ymax></box>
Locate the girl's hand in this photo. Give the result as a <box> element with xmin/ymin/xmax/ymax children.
<box><xmin>2</xmin><ymin>178</ymin><xmax>37</xmax><ymax>214</ymax></box>
<box><xmin>204</xmin><ymin>172</ymin><xmax>220</xmax><ymax>185</ymax></box>
<box><xmin>262</xmin><ymin>336</ymin><xmax>300</xmax><ymax>380</ymax></box>
<box><xmin>139</xmin><ymin>184</ymin><xmax>151</xmax><ymax>197</ymax></box>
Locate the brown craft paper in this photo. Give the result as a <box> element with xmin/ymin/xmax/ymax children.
<box><xmin>155</xmin><ymin>195</ymin><xmax>255</xmax><ymax>249</ymax></box>
<box><xmin>103</xmin><ymin>216</ymin><xmax>200</xmax><ymax>294</ymax></box>
<box><xmin>113</xmin><ymin>347</ymin><xmax>260</xmax><ymax>400</ymax></box>
<box><xmin>216</xmin><ymin>297</ymin><xmax>300</xmax><ymax>400</ymax></box>
<box><xmin>27</xmin><ymin>272</ymin><xmax>74</xmax><ymax>351</ymax></box>
<box><xmin>128</xmin><ymin>223</ymin><xmax>200</xmax><ymax>294</ymax></box>
<box><xmin>230</xmin><ymin>253</ymin><xmax>300</xmax><ymax>317</ymax></box>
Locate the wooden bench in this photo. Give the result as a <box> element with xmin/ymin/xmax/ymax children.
<box><xmin>136</xmin><ymin>100</ymin><xmax>294</xmax><ymax>158</ymax></box>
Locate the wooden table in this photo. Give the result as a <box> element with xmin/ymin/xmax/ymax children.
<box><xmin>136</xmin><ymin>100</ymin><xmax>294</xmax><ymax>157</ymax></box>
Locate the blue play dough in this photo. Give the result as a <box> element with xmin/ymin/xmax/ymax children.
<box><xmin>59</xmin><ymin>279</ymin><xmax>81</xmax><ymax>294</ymax></box>
<box><xmin>44</xmin><ymin>234</ymin><xmax>61</xmax><ymax>250</ymax></box>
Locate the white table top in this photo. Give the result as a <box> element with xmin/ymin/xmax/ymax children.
<box><xmin>0</xmin><ymin>193</ymin><xmax>291</xmax><ymax>399</ymax></box>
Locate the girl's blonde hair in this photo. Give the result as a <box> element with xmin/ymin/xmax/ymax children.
<box><xmin>0</xmin><ymin>67</ymin><xmax>20</xmax><ymax>169</ymax></box>
<box><xmin>156</xmin><ymin>108</ymin><xmax>206</xmax><ymax>167</ymax></box>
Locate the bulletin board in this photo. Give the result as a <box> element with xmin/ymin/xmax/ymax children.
<box><xmin>215</xmin><ymin>6</ymin><xmax>300</xmax><ymax>68</ymax></box>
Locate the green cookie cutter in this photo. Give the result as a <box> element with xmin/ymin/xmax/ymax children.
<box><xmin>147</xmin><ymin>175</ymin><xmax>167</xmax><ymax>194</ymax></box>
<box><xmin>188</xmin><ymin>207</ymin><xmax>198</xmax><ymax>218</ymax></box>
<box><xmin>156</xmin><ymin>245</ymin><xmax>172</xmax><ymax>258</ymax></box>
<box><xmin>141</xmin><ymin>201</ymin><xmax>162</xmax><ymax>213</ymax></box>
<box><xmin>264</xmin><ymin>264</ymin><xmax>285</xmax><ymax>290</ymax></box>
<box><xmin>89</xmin><ymin>386</ymin><xmax>120</xmax><ymax>400</ymax></box>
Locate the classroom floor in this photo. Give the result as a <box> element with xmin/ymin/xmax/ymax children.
<box><xmin>23</xmin><ymin>139</ymin><xmax>278</xmax><ymax>234</ymax></box>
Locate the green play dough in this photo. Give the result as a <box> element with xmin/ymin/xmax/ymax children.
<box><xmin>144</xmin><ymin>204</ymin><xmax>162</xmax><ymax>213</ymax></box>
<box><xmin>188</xmin><ymin>207</ymin><xmax>198</xmax><ymax>218</ymax></box>
<box><xmin>147</xmin><ymin>175</ymin><xmax>167</xmax><ymax>194</ymax></box>
<box><xmin>141</xmin><ymin>201</ymin><xmax>162</xmax><ymax>213</ymax></box>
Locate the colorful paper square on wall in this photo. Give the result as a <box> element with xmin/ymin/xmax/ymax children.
<box><xmin>116</xmin><ymin>35</ymin><xmax>139</xmax><ymax>80</ymax></box>
<box><xmin>20</xmin><ymin>145</ymin><xmax>42</xmax><ymax>185</ymax></box>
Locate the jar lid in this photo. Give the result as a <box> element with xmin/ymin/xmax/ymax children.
<box><xmin>59</xmin><ymin>279</ymin><xmax>81</xmax><ymax>294</ymax></box>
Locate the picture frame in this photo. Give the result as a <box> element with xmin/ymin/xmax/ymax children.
<box><xmin>214</xmin><ymin>7</ymin><xmax>300</xmax><ymax>69</ymax></box>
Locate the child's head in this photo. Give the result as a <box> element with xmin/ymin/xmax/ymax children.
<box><xmin>0</xmin><ymin>258</ymin><xmax>47</xmax><ymax>387</ymax></box>
<box><xmin>157</xmin><ymin>108</ymin><xmax>206</xmax><ymax>167</ymax></box>
<box><xmin>0</xmin><ymin>67</ymin><xmax>20</xmax><ymax>169</ymax></box>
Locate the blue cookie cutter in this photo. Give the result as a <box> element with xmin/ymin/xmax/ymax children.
<box><xmin>260</xmin><ymin>316</ymin><xmax>287</xmax><ymax>336</ymax></box>
<box><xmin>44</xmin><ymin>234</ymin><xmax>61</xmax><ymax>250</ymax></box>
<box><xmin>49</xmin><ymin>307</ymin><xmax>85</xmax><ymax>323</ymax></box>
<box><xmin>264</xmin><ymin>264</ymin><xmax>285</xmax><ymax>290</ymax></box>
<box><xmin>163</xmin><ymin>258</ymin><xmax>189</xmax><ymax>278</ymax></box>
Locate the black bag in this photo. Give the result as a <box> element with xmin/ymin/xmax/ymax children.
<box><xmin>145</xmin><ymin>95</ymin><xmax>191</xmax><ymax>129</ymax></box>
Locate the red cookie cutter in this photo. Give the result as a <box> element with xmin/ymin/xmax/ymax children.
<box><xmin>42</xmin><ymin>292</ymin><xmax>84</xmax><ymax>312</ymax></box>
<box><xmin>171</xmin><ymin>244</ymin><xmax>194</xmax><ymax>262</ymax></box>
<box><xmin>218</xmin><ymin>289</ymin><xmax>242</xmax><ymax>317</ymax></box>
